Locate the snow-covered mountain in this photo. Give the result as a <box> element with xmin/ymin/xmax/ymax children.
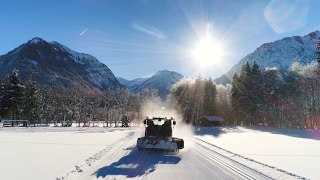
<box><xmin>117</xmin><ymin>77</ymin><xmax>148</xmax><ymax>92</ymax></box>
<box><xmin>119</xmin><ymin>70</ymin><xmax>184</xmax><ymax>100</ymax></box>
<box><xmin>215</xmin><ymin>30</ymin><xmax>320</xmax><ymax>85</ymax></box>
<box><xmin>0</xmin><ymin>37</ymin><xmax>122</xmax><ymax>90</ymax></box>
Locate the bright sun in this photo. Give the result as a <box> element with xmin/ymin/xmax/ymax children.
<box><xmin>193</xmin><ymin>36</ymin><xmax>222</xmax><ymax>66</ymax></box>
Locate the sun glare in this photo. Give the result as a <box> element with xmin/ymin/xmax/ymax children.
<box><xmin>193</xmin><ymin>36</ymin><xmax>222</xmax><ymax>66</ymax></box>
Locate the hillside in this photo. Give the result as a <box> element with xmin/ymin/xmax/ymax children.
<box><xmin>119</xmin><ymin>70</ymin><xmax>183</xmax><ymax>100</ymax></box>
<box><xmin>215</xmin><ymin>30</ymin><xmax>320</xmax><ymax>85</ymax></box>
<box><xmin>0</xmin><ymin>37</ymin><xmax>122</xmax><ymax>90</ymax></box>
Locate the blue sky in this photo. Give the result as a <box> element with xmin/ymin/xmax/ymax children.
<box><xmin>1</xmin><ymin>0</ymin><xmax>320</xmax><ymax>80</ymax></box>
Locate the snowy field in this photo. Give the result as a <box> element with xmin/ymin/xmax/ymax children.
<box><xmin>0</xmin><ymin>125</ymin><xmax>319</xmax><ymax>180</ymax></box>
<box><xmin>194</xmin><ymin>126</ymin><xmax>320</xmax><ymax>180</ymax></box>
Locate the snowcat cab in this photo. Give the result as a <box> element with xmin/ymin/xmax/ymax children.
<box><xmin>137</xmin><ymin>116</ymin><xmax>184</xmax><ymax>153</ymax></box>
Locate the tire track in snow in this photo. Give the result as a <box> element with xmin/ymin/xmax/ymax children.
<box><xmin>193</xmin><ymin>141</ymin><xmax>265</xmax><ymax>180</ymax></box>
<box><xmin>193</xmin><ymin>137</ymin><xmax>308</xmax><ymax>180</ymax></box>
<box><xmin>57</xmin><ymin>131</ymin><xmax>135</xmax><ymax>180</ymax></box>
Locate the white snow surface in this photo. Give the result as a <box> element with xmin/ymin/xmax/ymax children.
<box><xmin>0</xmin><ymin>125</ymin><xmax>319</xmax><ymax>180</ymax></box>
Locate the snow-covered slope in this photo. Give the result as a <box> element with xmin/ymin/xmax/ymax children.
<box><xmin>215</xmin><ymin>30</ymin><xmax>320</xmax><ymax>85</ymax></box>
<box><xmin>117</xmin><ymin>77</ymin><xmax>148</xmax><ymax>92</ymax></box>
<box><xmin>130</xmin><ymin>70</ymin><xmax>184</xmax><ymax>100</ymax></box>
<box><xmin>0</xmin><ymin>37</ymin><xmax>122</xmax><ymax>90</ymax></box>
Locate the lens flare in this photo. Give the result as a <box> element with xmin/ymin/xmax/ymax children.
<box><xmin>264</xmin><ymin>0</ymin><xmax>308</xmax><ymax>33</ymax></box>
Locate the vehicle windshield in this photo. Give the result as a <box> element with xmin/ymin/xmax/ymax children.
<box><xmin>146</xmin><ymin>119</ymin><xmax>172</xmax><ymax>137</ymax></box>
<box><xmin>152</xmin><ymin>119</ymin><xmax>165</xmax><ymax>126</ymax></box>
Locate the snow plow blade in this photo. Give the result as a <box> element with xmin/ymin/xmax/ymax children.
<box><xmin>137</xmin><ymin>137</ymin><xmax>184</xmax><ymax>151</ymax></box>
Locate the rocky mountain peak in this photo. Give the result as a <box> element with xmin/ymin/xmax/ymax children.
<box><xmin>214</xmin><ymin>30</ymin><xmax>320</xmax><ymax>85</ymax></box>
<box><xmin>0</xmin><ymin>37</ymin><xmax>122</xmax><ymax>90</ymax></box>
<box><xmin>28</xmin><ymin>37</ymin><xmax>45</xmax><ymax>44</ymax></box>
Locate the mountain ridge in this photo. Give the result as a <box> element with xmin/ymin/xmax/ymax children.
<box><xmin>214</xmin><ymin>30</ymin><xmax>320</xmax><ymax>85</ymax></box>
<box><xmin>2</xmin><ymin>30</ymin><xmax>320</xmax><ymax>97</ymax></box>
<box><xmin>0</xmin><ymin>37</ymin><xmax>122</xmax><ymax>90</ymax></box>
<box><xmin>118</xmin><ymin>70</ymin><xmax>184</xmax><ymax>100</ymax></box>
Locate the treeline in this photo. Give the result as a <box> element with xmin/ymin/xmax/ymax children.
<box><xmin>3</xmin><ymin>61</ymin><xmax>320</xmax><ymax>129</ymax></box>
<box><xmin>0</xmin><ymin>70</ymin><xmax>162</xmax><ymax>126</ymax></box>
<box><xmin>232</xmin><ymin>60</ymin><xmax>320</xmax><ymax>129</ymax></box>
<box><xmin>167</xmin><ymin>76</ymin><xmax>218</xmax><ymax>124</ymax></box>
<box><xmin>168</xmin><ymin>60</ymin><xmax>320</xmax><ymax>129</ymax></box>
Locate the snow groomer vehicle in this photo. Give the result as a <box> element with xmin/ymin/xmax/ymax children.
<box><xmin>137</xmin><ymin>116</ymin><xmax>184</xmax><ymax>153</ymax></box>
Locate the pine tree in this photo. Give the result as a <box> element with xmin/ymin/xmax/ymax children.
<box><xmin>238</xmin><ymin>61</ymin><xmax>253</xmax><ymax>125</ymax></box>
<box><xmin>24</xmin><ymin>75</ymin><xmax>42</xmax><ymax>124</ymax></box>
<box><xmin>0</xmin><ymin>77</ymin><xmax>11</xmax><ymax>118</ymax></box>
<box><xmin>40</xmin><ymin>86</ymin><xmax>54</xmax><ymax>125</ymax></box>
<box><xmin>203</xmin><ymin>77</ymin><xmax>217</xmax><ymax>116</ymax></box>
<box><xmin>6</xmin><ymin>69</ymin><xmax>25</xmax><ymax>120</ymax></box>
<box><xmin>261</xmin><ymin>68</ymin><xmax>281</xmax><ymax>127</ymax></box>
<box><xmin>282</xmin><ymin>70</ymin><xmax>303</xmax><ymax>127</ymax></box>
<box><xmin>231</xmin><ymin>72</ymin><xmax>242</xmax><ymax>125</ymax></box>
<box><xmin>167</xmin><ymin>77</ymin><xmax>194</xmax><ymax>123</ymax></box>
<box><xmin>250</xmin><ymin>60</ymin><xmax>263</xmax><ymax>125</ymax></box>
<box><xmin>251</xmin><ymin>60</ymin><xmax>260</xmax><ymax>75</ymax></box>
<box><xmin>192</xmin><ymin>75</ymin><xmax>205</xmax><ymax>124</ymax></box>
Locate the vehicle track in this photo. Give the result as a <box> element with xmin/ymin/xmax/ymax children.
<box><xmin>62</xmin><ymin>130</ymin><xmax>248</xmax><ymax>180</ymax></box>
<box><xmin>192</xmin><ymin>138</ymin><xmax>270</xmax><ymax>180</ymax></box>
<box><xmin>59</xmin><ymin>131</ymin><xmax>136</xmax><ymax>180</ymax></box>
<box><xmin>60</xmin><ymin>129</ymin><xmax>306</xmax><ymax>180</ymax></box>
<box><xmin>193</xmin><ymin>137</ymin><xmax>307</xmax><ymax>180</ymax></box>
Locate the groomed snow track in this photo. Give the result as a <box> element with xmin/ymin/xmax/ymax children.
<box><xmin>58</xmin><ymin>129</ymin><xmax>308</xmax><ymax>180</ymax></box>
<box><xmin>193</xmin><ymin>137</ymin><xmax>308</xmax><ymax>180</ymax></box>
<box><xmin>193</xmin><ymin>138</ymin><xmax>270</xmax><ymax>180</ymax></box>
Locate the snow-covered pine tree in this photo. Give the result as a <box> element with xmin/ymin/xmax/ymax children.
<box><xmin>215</xmin><ymin>84</ymin><xmax>232</xmax><ymax>125</ymax></box>
<box><xmin>231</xmin><ymin>72</ymin><xmax>242</xmax><ymax>125</ymax></box>
<box><xmin>0</xmin><ymin>77</ymin><xmax>11</xmax><ymax>118</ymax></box>
<box><xmin>203</xmin><ymin>77</ymin><xmax>217</xmax><ymax>116</ymax></box>
<box><xmin>261</xmin><ymin>68</ymin><xmax>281</xmax><ymax>127</ymax></box>
<box><xmin>282</xmin><ymin>68</ymin><xmax>304</xmax><ymax>128</ymax></box>
<box><xmin>250</xmin><ymin>60</ymin><xmax>263</xmax><ymax>125</ymax></box>
<box><xmin>39</xmin><ymin>86</ymin><xmax>54</xmax><ymax>125</ymax></box>
<box><xmin>68</xmin><ymin>83</ymin><xmax>83</xmax><ymax>127</ymax></box>
<box><xmin>167</xmin><ymin>77</ymin><xmax>194</xmax><ymax>123</ymax></box>
<box><xmin>238</xmin><ymin>61</ymin><xmax>252</xmax><ymax>125</ymax></box>
<box><xmin>126</xmin><ymin>93</ymin><xmax>140</xmax><ymax>124</ymax></box>
<box><xmin>6</xmin><ymin>69</ymin><xmax>25</xmax><ymax>120</ymax></box>
<box><xmin>24</xmin><ymin>74</ymin><xmax>42</xmax><ymax>124</ymax></box>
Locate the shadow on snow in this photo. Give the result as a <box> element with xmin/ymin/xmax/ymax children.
<box><xmin>193</xmin><ymin>125</ymin><xmax>320</xmax><ymax>141</ymax></box>
<box><xmin>193</xmin><ymin>126</ymin><xmax>244</xmax><ymax>137</ymax></box>
<box><xmin>93</xmin><ymin>147</ymin><xmax>181</xmax><ymax>178</ymax></box>
<box><xmin>245</xmin><ymin>126</ymin><xmax>320</xmax><ymax>141</ymax></box>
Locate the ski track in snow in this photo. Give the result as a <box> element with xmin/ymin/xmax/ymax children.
<box><xmin>193</xmin><ymin>137</ymin><xmax>308</xmax><ymax>180</ymax></box>
<box><xmin>58</xmin><ymin>129</ymin><xmax>308</xmax><ymax>180</ymax></box>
